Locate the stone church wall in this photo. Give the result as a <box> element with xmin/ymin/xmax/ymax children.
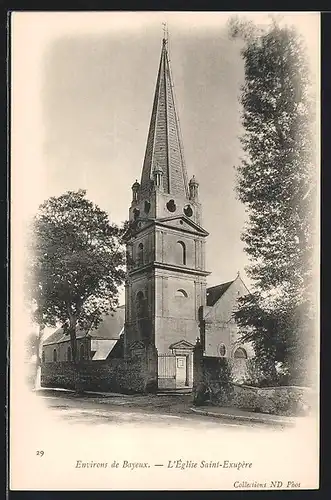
<box><xmin>202</xmin><ymin>278</ymin><xmax>253</xmax><ymax>368</ymax></box>
<box><xmin>204</xmin><ymin>321</ymin><xmax>232</xmax><ymax>358</ymax></box>
<box><xmin>154</xmin><ymin>270</ymin><xmax>204</xmax><ymax>353</ymax></box>
<box><xmin>160</xmin><ymin>231</ymin><xmax>196</xmax><ymax>268</ymax></box>
<box><xmin>43</xmin><ymin>338</ymin><xmax>89</xmax><ymax>363</ymax></box>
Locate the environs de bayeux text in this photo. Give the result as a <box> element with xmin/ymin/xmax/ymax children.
<box><xmin>75</xmin><ymin>459</ymin><xmax>252</xmax><ymax>470</ymax></box>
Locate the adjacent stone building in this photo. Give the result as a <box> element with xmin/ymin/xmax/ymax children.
<box><xmin>201</xmin><ymin>275</ymin><xmax>254</xmax><ymax>383</ymax></box>
<box><xmin>42</xmin><ymin>305</ymin><xmax>125</xmax><ymax>363</ymax></box>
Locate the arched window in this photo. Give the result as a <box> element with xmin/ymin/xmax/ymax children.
<box><xmin>233</xmin><ymin>347</ymin><xmax>247</xmax><ymax>359</ymax></box>
<box><xmin>80</xmin><ymin>344</ymin><xmax>85</xmax><ymax>360</ymax></box>
<box><xmin>138</xmin><ymin>242</ymin><xmax>144</xmax><ymax>266</ymax></box>
<box><xmin>67</xmin><ymin>346</ymin><xmax>72</xmax><ymax>362</ymax></box>
<box><xmin>53</xmin><ymin>349</ymin><xmax>57</xmax><ymax>362</ymax></box>
<box><xmin>42</xmin><ymin>351</ymin><xmax>45</xmax><ymax>363</ymax></box>
<box><xmin>136</xmin><ymin>291</ymin><xmax>146</xmax><ymax>319</ymax></box>
<box><xmin>126</xmin><ymin>245</ymin><xmax>133</xmax><ymax>268</ymax></box>
<box><xmin>177</xmin><ymin>241</ymin><xmax>186</xmax><ymax>265</ymax></box>
<box><xmin>175</xmin><ymin>289</ymin><xmax>188</xmax><ymax>298</ymax></box>
<box><xmin>218</xmin><ymin>344</ymin><xmax>226</xmax><ymax>357</ymax></box>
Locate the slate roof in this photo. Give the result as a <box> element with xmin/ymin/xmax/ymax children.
<box><xmin>89</xmin><ymin>306</ymin><xmax>125</xmax><ymax>340</ymax></box>
<box><xmin>43</xmin><ymin>305</ymin><xmax>125</xmax><ymax>346</ymax></box>
<box><xmin>139</xmin><ymin>38</ymin><xmax>189</xmax><ymax>199</ymax></box>
<box><xmin>91</xmin><ymin>340</ymin><xmax>119</xmax><ymax>360</ymax></box>
<box><xmin>206</xmin><ymin>280</ymin><xmax>234</xmax><ymax>307</ymax></box>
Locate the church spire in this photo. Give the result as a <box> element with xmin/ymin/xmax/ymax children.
<box><xmin>140</xmin><ymin>35</ymin><xmax>189</xmax><ymax>199</ymax></box>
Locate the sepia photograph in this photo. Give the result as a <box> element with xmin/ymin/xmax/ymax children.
<box><xmin>10</xmin><ymin>11</ymin><xmax>320</xmax><ymax>491</ymax></box>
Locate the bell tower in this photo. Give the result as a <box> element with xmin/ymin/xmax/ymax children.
<box><xmin>124</xmin><ymin>36</ymin><xmax>210</xmax><ymax>389</ymax></box>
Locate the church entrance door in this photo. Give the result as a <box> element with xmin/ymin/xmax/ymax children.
<box><xmin>175</xmin><ymin>356</ymin><xmax>187</xmax><ymax>388</ymax></box>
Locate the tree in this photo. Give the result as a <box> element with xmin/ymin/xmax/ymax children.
<box><xmin>228</xmin><ymin>19</ymin><xmax>317</xmax><ymax>385</ymax></box>
<box><xmin>24</xmin><ymin>330</ymin><xmax>42</xmax><ymax>389</ymax></box>
<box><xmin>22</xmin><ymin>297</ymin><xmax>47</xmax><ymax>390</ymax></box>
<box><xmin>25</xmin><ymin>189</ymin><xmax>126</xmax><ymax>389</ymax></box>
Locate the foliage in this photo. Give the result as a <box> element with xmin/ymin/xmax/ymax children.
<box><xmin>193</xmin><ymin>383</ymin><xmax>210</xmax><ymax>407</ymax></box>
<box><xmin>243</xmin><ymin>357</ymin><xmax>289</xmax><ymax>387</ymax></box>
<box><xmin>229</xmin><ymin>19</ymin><xmax>316</xmax><ymax>386</ymax></box>
<box><xmin>204</xmin><ymin>358</ymin><xmax>233</xmax><ymax>405</ymax></box>
<box><xmin>26</xmin><ymin>189</ymin><xmax>126</xmax><ymax>365</ymax></box>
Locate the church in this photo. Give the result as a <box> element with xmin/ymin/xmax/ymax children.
<box><xmin>41</xmin><ymin>36</ymin><xmax>253</xmax><ymax>392</ymax></box>
<box><xmin>122</xmin><ymin>36</ymin><xmax>252</xmax><ymax>389</ymax></box>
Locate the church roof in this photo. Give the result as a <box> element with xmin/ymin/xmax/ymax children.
<box><xmin>140</xmin><ymin>38</ymin><xmax>189</xmax><ymax>199</ymax></box>
<box><xmin>206</xmin><ymin>281</ymin><xmax>234</xmax><ymax>306</ymax></box>
<box><xmin>89</xmin><ymin>305</ymin><xmax>125</xmax><ymax>340</ymax></box>
<box><xmin>43</xmin><ymin>305</ymin><xmax>125</xmax><ymax>346</ymax></box>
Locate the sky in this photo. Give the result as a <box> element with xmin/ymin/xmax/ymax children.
<box><xmin>11</xmin><ymin>12</ymin><xmax>320</xmax><ymax>335</ymax></box>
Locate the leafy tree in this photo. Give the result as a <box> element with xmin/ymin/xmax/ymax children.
<box><xmin>228</xmin><ymin>18</ymin><xmax>317</xmax><ymax>385</ymax></box>
<box><xmin>26</xmin><ymin>189</ymin><xmax>126</xmax><ymax>385</ymax></box>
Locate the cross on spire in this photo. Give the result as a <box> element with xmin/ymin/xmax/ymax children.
<box><xmin>162</xmin><ymin>22</ymin><xmax>169</xmax><ymax>43</ymax></box>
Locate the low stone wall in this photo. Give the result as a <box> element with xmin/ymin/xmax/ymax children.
<box><xmin>41</xmin><ymin>348</ymin><xmax>158</xmax><ymax>394</ymax></box>
<box><xmin>192</xmin><ymin>344</ymin><xmax>314</xmax><ymax>415</ymax></box>
<box><xmin>231</xmin><ymin>383</ymin><xmax>314</xmax><ymax>416</ymax></box>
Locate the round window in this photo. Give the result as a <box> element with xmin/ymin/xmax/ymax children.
<box><xmin>218</xmin><ymin>344</ymin><xmax>226</xmax><ymax>357</ymax></box>
<box><xmin>184</xmin><ymin>204</ymin><xmax>193</xmax><ymax>217</ymax></box>
<box><xmin>166</xmin><ymin>199</ymin><xmax>176</xmax><ymax>213</ymax></box>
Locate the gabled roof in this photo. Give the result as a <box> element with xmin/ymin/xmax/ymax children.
<box><xmin>156</xmin><ymin>215</ymin><xmax>209</xmax><ymax>236</ymax></box>
<box><xmin>206</xmin><ymin>280</ymin><xmax>234</xmax><ymax>306</ymax></box>
<box><xmin>89</xmin><ymin>305</ymin><xmax>125</xmax><ymax>340</ymax></box>
<box><xmin>43</xmin><ymin>305</ymin><xmax>125</xmax><ymax>346</ymax></box>
<box><xmin>169</xmin><ymin>339</ymin><xmax>195</xmax><ymax>350</ymax></box>
<box><xmin>128</xmin><ymin>340</ymin><xmax>146</xmax><ymax>350</ymax></box>
<box><xmin>42</xmin><ymin>327</ymin><xmax>75</xmax><ymax>346</ymax></box>
<box><xmin>140</xmin><ymin>38</ymin><xmax>189</xmax><ymax>199</ymax></box>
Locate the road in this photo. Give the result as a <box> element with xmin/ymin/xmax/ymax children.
<box><xmin>37</xmin><ymin>389</ymin><xmax>269</xmax><ymax>430</ymax></box>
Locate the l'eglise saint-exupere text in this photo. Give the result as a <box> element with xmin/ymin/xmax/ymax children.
<box><xmin>167</xmin><ymin>460</ymin><xmax>252</xmax><ymax>470</ymax></box>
